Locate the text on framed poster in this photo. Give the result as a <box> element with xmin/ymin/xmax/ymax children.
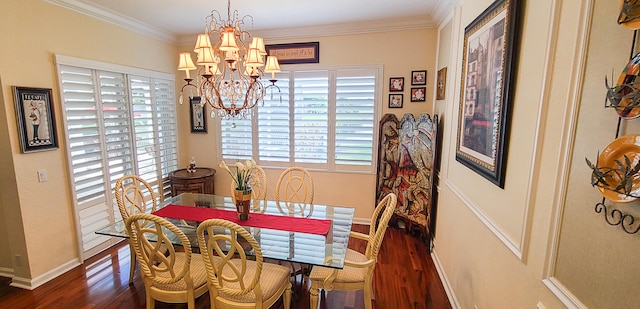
<box><xmin>265</xmin><ymin>42</ymin><xmax>319</xmax><ymax>64</ymax></box>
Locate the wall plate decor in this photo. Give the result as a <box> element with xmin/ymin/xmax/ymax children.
<box><xmin>265</xmin><ymin>42</ymin><xmax>319</xmax><ymax>64</ymax></box>
<box><xmin>389</xmin><ymin>77</ymin><xmax>404</xmax><ymax>92</ymax></box>
<box><xmin>375</xmin><ymin>113</ymin><xmax>439</xmax><ymax>248</ymax></box>
<box><xmin>13</xmin><ymin>86</ymin><xmax>58</xmax><ymax>153</ymax></box>
<box><xmin>455</xmin><ymin>0</ymin><xmax>521</xmax><ymax>188</ymax></box>
<box><xmin>389</xmin><ymin>94</ymin><xmax>403</xmax><ymax>108</ymax></box>
<box><xmin>605</xmin><ymin>52</ymin><xmax>640</xmax><ymax>119</ymax></box>
<box><xmin>588</xmin><ymin>134</ymin><xmax>640</xmax><ymax>203</ymax></box>
<box><xmin>411</xmin><ymin>87</ymin><xmax>426</xmax><ymax>102</ymax></box>
<box><xmin>189</xmin><ymin>96</ymin><xmax>207</xmax><ymax>133</ymax></box>
<box><xmin>618</xmin><ymin>0</ymin><xmax>640</xmax><ymax>29</ymax></box>
<box><xmin>411</xmin><ymin>70</ymin><xmax>427</xmax><ymax>85</ymax></box>
<box><xmin>436</xmin><ymin>67</ymin><xmax>447</xmax><ymax>100</ymax></box>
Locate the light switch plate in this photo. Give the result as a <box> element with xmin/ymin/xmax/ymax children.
<box><xmin>37</xmin><ymin>170</ymin><xmax>47</xmax><ymax>182</ymax></box>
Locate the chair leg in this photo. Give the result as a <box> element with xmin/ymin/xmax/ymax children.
<box><xmin>284</xmin><ymin>282</ymin><xmax>292</xmax><ymax>309</ymax></box>
<box><xmin>309</xmin><ymin>283</ymin><xmax>320</xmax><ymax>309</ymax></box>
<box><xmin>146</xmin><ymin>294</ymin><xmax>154</xmax><ymax>309</ymax></box>
<box><xmin>364</xmin><ymin>284</ymin><xmax>373</xmax><ymax>309</ymax></box>
<box><xmin>128</xmin><ymin>245</ymin><xmax>136</xmax><ymax>284</ymax></box>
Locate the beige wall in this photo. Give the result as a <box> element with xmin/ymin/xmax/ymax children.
<box><xmin>178</xmin><ymin>28</ymin><xmax>437</xmax><ymax>220</ymax></box>
<box><xmin>0</xmin><ymin>0</ymin><xmax>177</xmax><ymax>283</ymax></box>
<box><xmin>433</xmin><ymin>0</ymin><xmax>640</xmax><ymax>308</ymax></box>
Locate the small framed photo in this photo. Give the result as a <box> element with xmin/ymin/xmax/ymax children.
<box><xmin>436</xmin><ymin>67</ymin><xmax>447</xmax><ymax>100</ymax></box>
<box><xmin>411</xmin><ymin>70</ymin><xmax>427</xmax><ymax>85</ymax></box>
<box><xmin>189</xmin><ymin>96</ymin><xmax>207</xmax><ymax>133</ymax></box>
<box><xmin>13</xmin><ymin>86</ymin><xmax>58</xmax><ymax>153</ymax></box>
<box><xmin>389</xmin><ymin>77</ymin><xmax>404</xmax><ymax>92</ymax></box>
<box><xmin>389</xmin><ymin>94</ymin><xmax>403</xmax><ymax>108</ymax></box>
<box><xmin>411</xmin><ymin>87</ymin><xmax>426</xmax><ymax>102</ymax></box>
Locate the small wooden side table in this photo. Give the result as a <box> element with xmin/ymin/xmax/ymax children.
<box><xmin>168</xmin><ymin>167</ymin><xmax>216</xmax><ymax>196</ymax></box>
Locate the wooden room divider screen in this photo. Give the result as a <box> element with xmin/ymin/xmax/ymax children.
<box><xmin>375</xmin><ymin>113</ymin><xmax>439</xmax><ymax>249</ymax></box>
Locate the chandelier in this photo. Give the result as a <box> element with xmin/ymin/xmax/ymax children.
<box><xmin>177</xmin><ymin>0</ymin><xmax>281</xmax><ymax>120</ymax></box>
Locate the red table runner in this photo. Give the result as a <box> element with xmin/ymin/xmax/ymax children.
<box><xmin>153</xmin><ymin>204</ymin><xmax>332</xmax><ymax>236</ymax></box>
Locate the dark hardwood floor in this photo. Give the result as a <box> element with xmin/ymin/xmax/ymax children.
<box><xmin>0</xmin><ymin>225</ymin><xmax>451</xmax><ymax>309</ymax></box>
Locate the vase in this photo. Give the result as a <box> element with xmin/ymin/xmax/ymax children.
<box><xmin>234</xmin><ymin>188</ymin><xmax>252</xmax><ymax>220</ymax></box>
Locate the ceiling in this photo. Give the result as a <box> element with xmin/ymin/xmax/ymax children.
<box><xmin>45</xmin><ymin>0</ymin><xmax>454</xmax><ymax>43</ymax></box>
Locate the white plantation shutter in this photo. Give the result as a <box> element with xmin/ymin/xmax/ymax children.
<box><xmin>335</xmin><ymin>69</ymin><xmax>377</xmax><ymax>168</ymax></box>
<box><xmin>56</xmin><ymin>55</ymin><xmax>177</xmax><ymax>260</ymax></box>
<box><xmin>219</xmin><ymin>65</ymin><xmax>381</xmax><ymax>173</ymax></box>
<box><xmin>258</xmin><ymin>72</ymin><xmax>290</xmax><ymax>163</ymax></box>
<box><xmin>60</xmin><ymin>64</ymin><xmax>118</xmax><ymax>258</ymax></box>
<box><xmin>221</xmin><ymin>115</ymin><xmax>253</xmax><ymax>160</ymax></box>
<box><xmin>154</xmin><ymin>79</ymin><xmax>179</xmax><ymax>198</ymax></box>
<box><xmin>294</xmin><ymin>71</ymin><xmax>329</xmax><ymax>164</ymax></box>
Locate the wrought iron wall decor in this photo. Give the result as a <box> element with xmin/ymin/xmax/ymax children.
<box><xmin>588</xmin><ymin>29</ymin><xmax>640</xmax><ymax>235</ymax></box>
<box><xmin>375</xmin><ymin>113</ymin><xmax>439</xmax><ymax>249</ymax></box>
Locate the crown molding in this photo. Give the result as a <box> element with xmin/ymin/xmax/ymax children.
<box><xmin>433</xmin><ymin>0</ymin><xmax>459</xmax><ymax>27</ymax></box>
<box><xmin>44</xmin><ymin>0</ymin><xmax>436</xmax><ymax>47</ymax></box>
<box><xmin>42</xmin><ymin>0</ymin><xmax>177</xmax><ymax>43</ymax></box>
<box><xmin>178</xmin><ymin>16</ymin><xmax>435</xmax><ymax>46</ymax></box>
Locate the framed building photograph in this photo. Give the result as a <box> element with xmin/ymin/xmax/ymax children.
<box><xmin>389</xmin><ymin>94</ymin><xmax>403</xmax><ymax>108</ymax></box>
<box><xmin>437</xmin><ymin>67</ymin><xmax>447</xmax><ymax>100</ymax></box>
<box><xmin>189</xmin><ymin>96</ymin><xmax>206</xmax><ymax>133</ymax></box>
<box><xmin>411</xmin><ymin>70</ymin><xmax>427</xmax><ymax>85</ymax></box>
<box><xmin>389</xmin><ymin>77</ymin><xmax>404</xmax><ymax>92</ymax></box>
<box><xmin>13</xmin><ymin>86</ymin><xmax>58</xmax><ymax>153</ymax></box>
<box><xmin>455</xmin><ymin>0</ymin><xmax>520</xmax><ymax>188</ymax></box>
<box><xmin>411</xmin><ymin>87</ymin><xmax>426</xmax><ymax>102</ymax></box>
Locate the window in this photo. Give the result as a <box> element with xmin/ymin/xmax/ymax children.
<box><xmin>55</xmin><ymin>55</ymin><xmax>178</xmax><ymax>260</ymax></box>
<box><xmin>219</xmin><ymin>66</ymin><xmax>381</xmax><ymax>173</ymax></box>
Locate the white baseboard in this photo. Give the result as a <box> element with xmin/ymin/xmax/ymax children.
<box><xmin>10</xmin><ymin>258</ymin><xmax>81</xmax><ymax>290</ymax></box>
<box><xmin>0</xmin><ymin>266</ymin><xmax>14</xmax><ymax>278</ymax></box>
<box><xmin>352</xmin><ymin>217</ymin><xmax>371</xmax><ymax>225</ymax></box>
<box><xmin>431</xmin><ymin>249</ymin><xmax>461</xmax><ymax>309</ymax></box>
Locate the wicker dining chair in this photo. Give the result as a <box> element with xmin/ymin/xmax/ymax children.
<box><xmin>114</xmin><ymin>174</ymin><xmax>160</xmax><ymax>284</ymax></box>
<box><xmin>196</xmin><ymin>219</ymin><xmax>292</xmax><ymax>309</ymax></box>
<box><xmin>125</xmin><ymin>213</ymin><xmax>210</xmax><ymax>309</ymax></box>
<box><xmin>308</xmin><ymin>192</ymin><xmax>398</xmax><ymax>309</ymax></box>
<box><xmin>274</xmin><ymin>166</ymin><xmax>314</xmax><ymax>216</ymax></box>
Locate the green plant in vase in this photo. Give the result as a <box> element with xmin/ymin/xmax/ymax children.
<box><xmin>220</xmin><ymin>159</ymin><xmax>256</xmax><ymax>220</ymax></box>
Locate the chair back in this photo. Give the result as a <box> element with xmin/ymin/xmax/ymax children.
<box><xmin>230</xmin><ymin>165</ymin><xmax>267</xmax><ymax>212</ymax></box>
<box><xmin>114</xmin><ymin>175</ymin><xmax>158</xmax><ymax>220</ymax></box>
<box><xmin>365</xmin><ymin>192</ymin><xmax>397</xmax><ymax>259</ymax></box>
<box><xmin>196</xmin><ymin>219</ymin><xmax>264</xmax><ymax>299</ymax></box>
<box><xmin>275</xmin><ymin>167</ymin><xmax>314</xmax><ymax>216</ymax></box>
<box><xmin>125</xmin><ymin>213</ymin><xmax>194</xmax><ymax>287</ymax></box>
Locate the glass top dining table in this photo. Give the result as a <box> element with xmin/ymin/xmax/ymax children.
<box><xmin>96</xmin><ymin>193</ymin><xmax>355</xmax><ymax>269</ymax></box>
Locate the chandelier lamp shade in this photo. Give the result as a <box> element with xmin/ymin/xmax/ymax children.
<box><xmin>177</xmin><ymin>0</ymin><xmax>281</xmax><ymax>120</ymax></box>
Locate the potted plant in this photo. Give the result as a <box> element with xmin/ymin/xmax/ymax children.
<box><xmin>220</xmin><ymin>159</ymin><xmax>256</xmax><ymax>220</ymax></box>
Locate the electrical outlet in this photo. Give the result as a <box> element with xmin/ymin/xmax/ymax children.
<box><xmin>37</xmin><ymin>169</ymin><xmax>47</xmax><ymax>182</ymax></box>
<box><xmin>15</xmin><ymin>254</ymin><xmax>21</xmax><ymax>266</ymax></box>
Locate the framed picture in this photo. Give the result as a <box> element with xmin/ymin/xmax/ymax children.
<box><xmin>411</xmin><ymin>87</ymin><xmax>426</xmax><ymax>102</ymax></box>
<box><xmin>189</xmin><ymin>97</ymin><xmax>207</xmax><ymax>133</ymax></box>
<box><xmin>436</xmin><ymin>67</ymin><xmax>447</xmax><ymax>100</ymax></box>
<box><xmin>456</xmin><ymin>0</ymin><xmax>520</xmax><ymax>188</ymax></box>
<box><xmin>411</xmin><ymin>70</ymin><xmax>427</xmax><ymax>85</ymax></box>
<box><xmin>389</xmin><ymin>77</ymin><xmax>404</xmax><ymax>92</ymax></box>
<box><xmin>265</xmin><ymin>42</ymin><xmax>319</xmax><ymax>64</ymax></box>
<box><xmin>13</xmin><ymin>86</ymin><xmax>58</xmax><ymax>153</ymax></box>
<box><xmin>389</xmin><ymin>94</ymin><xmax>403</xmax><ymax>108</ymax></box>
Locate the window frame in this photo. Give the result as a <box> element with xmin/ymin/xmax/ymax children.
<box><xmin>54</xmin><ymin>54</ymin><xmax>178</xmax><ymax>260</ymax></box>
<box><xmin>216</xmin><ymin>64</ymin><xmax>383</xmax><ymax>174</ymax></box>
